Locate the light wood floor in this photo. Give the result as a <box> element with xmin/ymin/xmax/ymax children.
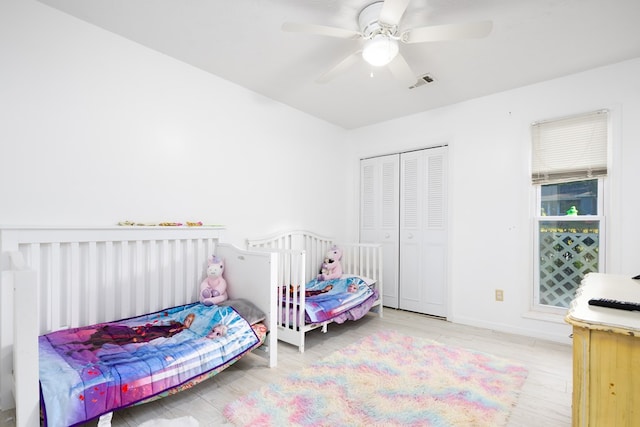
<box><xmin>1</xmin><ymin>309</ymin><xmax>573</xmax><ymax>427</ymax></box>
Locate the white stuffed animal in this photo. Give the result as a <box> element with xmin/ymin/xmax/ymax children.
<box><xmin>199</xmin><ymin>255</ymin><xmax>228</xmax><ymax>306</ymax></box>
<box><xmin>317</xmin><ymin>246</ymin><xmax>343</xmax><ymax>282</ymax></box>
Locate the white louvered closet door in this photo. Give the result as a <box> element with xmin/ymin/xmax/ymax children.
<box><xmin>399</xmin><ymin>147</ymin><xmax>448</xmax><ymax>316</ymax></box>
<box><xmin>360</xmin><ymin>154</ymin><xmax>400</xmax><ymax>308</ymax></box>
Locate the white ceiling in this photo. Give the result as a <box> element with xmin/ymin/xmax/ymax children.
<box><xmin>38</xmin><ymin>0</ymin><xmax>640</xmax><ymax>129</ymax></box>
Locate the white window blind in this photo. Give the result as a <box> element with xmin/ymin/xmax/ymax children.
<box><xmin>531</xmin><ymin>110</ymin><xmax>608</xmax><ymax>184</ymax></box>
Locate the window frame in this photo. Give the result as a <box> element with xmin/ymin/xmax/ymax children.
<box><xmin>532</xmin><ymin>178</ymin><xmax>606</xmax><ymax>314</ymax></box>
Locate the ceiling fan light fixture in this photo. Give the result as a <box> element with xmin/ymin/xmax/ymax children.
<box><xmin>362</xmin><ymin>34</ymin><xmax>398</xmax><ymax>67</ymax></box>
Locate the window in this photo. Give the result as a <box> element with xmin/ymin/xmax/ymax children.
<box><xmin>536</xmin><ymin>179</ymin><xmax>603</xmax><ymax>308</ymax></box>
<box><xmin>532</xmin><ymin>111</ymin><xmax>608</xmax><ymax>311</ymax></box>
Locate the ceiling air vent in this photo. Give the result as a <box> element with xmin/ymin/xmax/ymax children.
<box><xmin>409</xmin><ymin>73</ymin><xmax>435</xmax><ymax>89</ymax></box>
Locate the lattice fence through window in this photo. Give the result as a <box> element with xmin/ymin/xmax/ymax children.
<box><xmin>539</xmin><ymin>231</ymin><xmax>599</xmax><ymax>307</ymax></box>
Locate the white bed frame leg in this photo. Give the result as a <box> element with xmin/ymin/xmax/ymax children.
<box><xmin>97</xmin><ymin>412</ymin><xmax>113</xmax><ymax>427</ymax></box>
<box><xmin>10</xmin><ymin>252</ymin><xmax>39</xmax><ymax>427</ymax></box>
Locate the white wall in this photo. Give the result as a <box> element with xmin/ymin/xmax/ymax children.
<box><xmin>0</xmin><ymin>0</ymin><xmax>350</xmax><ymax>248</ymax></box>
<box><xmin>2</xmin><ymin>1</ymin><xmax>639</xmax><ymax>344</ymax></box>
<box><xmin>347</xmin><ymin>57</ymin><xmax>640</xmax><ymax>343</ymax></box>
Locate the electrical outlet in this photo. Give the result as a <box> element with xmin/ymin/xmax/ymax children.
<box><xmin>495</xmin><ymin>289</ymin><xmax>504</xmax><ymax>301</ymax></box>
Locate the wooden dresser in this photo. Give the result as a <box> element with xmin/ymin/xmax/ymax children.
<box><xmin>565</xmin><ymin>273</ymin><xmax>640</xmax><ymax>427</ymax></box>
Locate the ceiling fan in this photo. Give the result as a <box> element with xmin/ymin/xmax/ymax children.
<box><xmin>282</xmin><ymin>0</ymin><xmax>492</xmax><ymax>86</ymax></box>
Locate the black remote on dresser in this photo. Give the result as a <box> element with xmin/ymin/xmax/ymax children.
<box><xmin>588</xmin><ymin>298</ymin><xmax>640</xmax><ymax>311</ymax></box>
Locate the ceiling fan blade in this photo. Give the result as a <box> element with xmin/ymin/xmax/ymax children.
<box><xmin>282</xmin><ymin>22</ymin><xmax>362</xmax><ymax>39</ymax></box>
<box><xmin>378</xmin><ymin>0</ymin><xmax>411</xmax><ymax>27</ymax></box>
<box><xmin>402</xmin><ymin>20</ymin><xmax>493</xmax><ymax>44</ymax></box>
<box><xmin>316</xmin><ymin>51</ymin><xmax>362</xmax><ymax>84</ymax></box>
<box><xmin>387</xmin><ymin>53</ymin><xmax>417</xmax><ymax>87</ymax></box>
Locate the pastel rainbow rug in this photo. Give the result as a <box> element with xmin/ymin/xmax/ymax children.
<box><xmin>224</xmin><ymin>330</ymin><xmax>528</xmax><ymax>426</ymax></box>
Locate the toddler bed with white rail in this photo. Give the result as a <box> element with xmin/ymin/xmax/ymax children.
<box><xmin>247</xmin><ymin>230</ymin><xmax>383</xmax><ymax>353</ymax></box>
<box><xmin>0</xmin><ymin>226</ymin><xmax>277</xmax><ymax>427</ymax></box>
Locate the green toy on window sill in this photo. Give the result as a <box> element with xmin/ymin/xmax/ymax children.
<box><xmin>566</xmin><ymin>206</ymin><xmax>578</xmax><ymax>216</ymax></box>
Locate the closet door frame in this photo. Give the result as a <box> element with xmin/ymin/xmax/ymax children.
<box><xmin>360</xmin><ymin>145</ymin><xmax>449</xmax><ymax>316</ymax></box>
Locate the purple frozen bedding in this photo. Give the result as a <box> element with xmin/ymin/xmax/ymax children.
<box><xmin>39</xmin><ymin>303</ymin><xmax>259</xmax><ymax>427</ymax></box>
<box><xmin>284</xmin><ymin>275</ymin><xmax>376</xmax><ymax>324</ymax></box>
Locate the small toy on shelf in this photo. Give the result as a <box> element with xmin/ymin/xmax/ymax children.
<box><xmin>117</xmin><ymin>220</ymin><xmax>205</xmax><ymax>227</ymax></box>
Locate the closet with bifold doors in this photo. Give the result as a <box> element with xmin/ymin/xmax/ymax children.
<box><xmin>360</xmin><ymin>146</ymin><xmax>448</xmax><ymax>317</ymax></box>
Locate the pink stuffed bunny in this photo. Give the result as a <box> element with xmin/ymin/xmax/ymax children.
<box><xmin>200</xmin><ymin>255</ymin><xmax>228</xmax><ymax>306</ymax></box>
<box><xmin>317</xmin><ymin>246</ymin><xmax>343</xmax><ymax>281</ymax></box>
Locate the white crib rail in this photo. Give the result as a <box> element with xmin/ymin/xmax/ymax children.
<box><xmin>247</xmin><ymin>230</ymin><xmax>332</xmax><ymax>284</ymax></box>
<box><xmin>247</xmin><ymin>230</ymin><xmax>383</xmax><ymax>290</ymax></box>
<box><xmin>337</xmin><ymin>242</ymin><xmax>383</xmax><ymax>287</ymax></box>
<box><xmin>0</xmin><ymin>226</ymin><xmax>224</xmax><ymax>413</ymax></box>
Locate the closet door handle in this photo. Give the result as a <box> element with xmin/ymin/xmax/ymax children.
<box><xmin>384</xmin><ymin>233</ymin><xmax>390</xmax><ymax>239</ymax></box>
<box><xmin>408</xmin><ymin>233</ymin><xmax>414</xmax><ymax>239</ymax></box>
